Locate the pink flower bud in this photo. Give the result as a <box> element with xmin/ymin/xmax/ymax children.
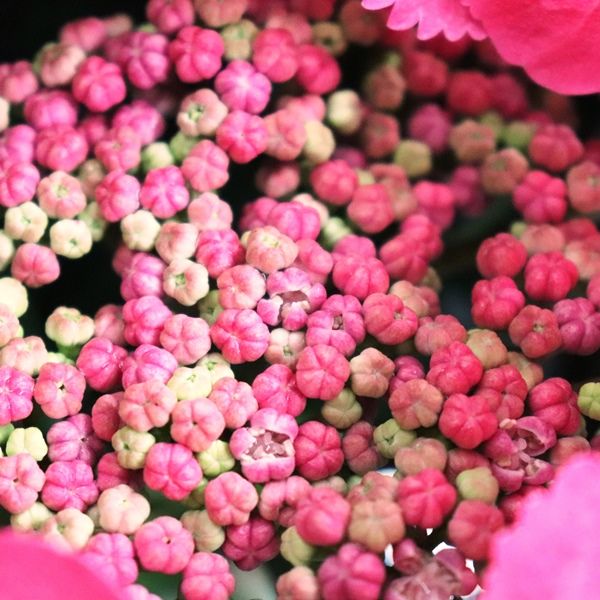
<box><xmin>398</xmin><ymin>469</ymin><xmax>456</xmax><ymax>529</ymax></box>
<box><xmin>217</xmin><ymin>265</ymin><xmax>266</xmax><ymax>310</ymax></box>
<box><xmin>188</xmin><ymin>193</ymin><xmax>233</xmax><ymax>233</ymax></box>
<box><xmin>72</xmin><ymin>56</ymin><xmax>126</xmax><ymax>112</ymax></box>
<box><xmin>0</xmin><ymin>161</ymin><xmax>40</xmax><ymax>208</ymax></box>
<box><xmin>181</xmin><ymin>140</ymin><xmax>230</xmax><ymax>193</ymax></box>
<box><xmin>209</xmin><ymin>377</ymin><xmax>258</xmax><ymax>428</ymax></box>
<box><xmin>448</xmin><ymin>500</ymin><xmax>504</xmax><ymax>560</ymax></box>
<box><xmin>47</xmin><ymin>414</ymin><xmax>103</xmax><ymax>465</ymax></box>
<box><xmin>513</xmin><ymin>170</ymin><xmax>567</xmax><ymax>224</ymax></box>
<box><xmin>35</xmin><ymin>125</ymin><xmax>88</xmax><ymax>172</ymax></box>
<box><xmin>204</xmin><ymin>471</ymin><xmax>258</xmax><ymax>526</ymax></box>
<box><xmin>294</xmin><ymin>421</ymin><xmax>343</xmax><ymax>480</ymax></box>
<box><xmin>567</xmin><ymin>161</ymin><xmax>600</xmax><ymax>213</ymax></box>
<box><xmin>508</xmin><ymin>304</ymin><xmax>562</xmax><ymax>359</ymax></box>
<box><xmin>33</xmin><ymin>362</ymin><xmax>85</xmax><ymax>419</ymax></box>
<box><xmin>471</xmin><ymin>276</ymin><xmax>526</xmax><ymax>330</ymax></box>
<box><xmin>60</xmin><ymin>17</ymin><xmax>107</xmax><ymax>52</ymax></box>
<box><xmin>95</xmin><ymin>126</ymin><xmax>141</xmax><ymax>172</ymax></box>
<box><xmin>210</xmin><ymin>308</ymin><xmax>269</xmax><ymax>364</ymax></box>
<box><xmin>0</xmin><ymin>61</ymin><xmax>38</xmax><ymax>103</ymax></box>
<box><xmin>296</xmin><ymin>345</ymin><xmax>349</xmax><ymax>401</ymax></box>
<box><xmin>119</xmin><ymin>380</ymin><xmax>177</xmax><ymax>432</ymax></box>
<box><xmin>120</xmin><ymin>253</ymin><xmax>166</xmax><ymax>301</ymax></box>
<box><xmin>216</xmin><ymin>111</ymin><xmax>268</xmax><ymax>164</ymax></box>
<box><xmin>276</xmin><ymin>566</ymin><xmax>319</xmax><ymax>600</ymax></box>
<box><xmin>528</xmin><ymin>377</ymin><xmax>580</xmax><ymax>435</ymax></box>
<box><xmin>414</xmin><ymin>314</ymin><xmax>467</xmax><ymax>355</ymax></box>
<box><xmin>348</xmin><ymin>184</ymin><xmax>394</xmax><ymax>234</ymax></box>
<box><xmin>524</xmin><ymin>251</ymin><xmax>578</xmax><ymax>302</ymax></box>
<box><xmin>332</xmin><ymin>256</ymin><xmax>389</xmax><ymax>300</ymax></box>
<box><xmin>39</xmin><ymin>43</ymin><xmax>86</xmax><ymax>88</ymax></box>
<box><xmin>114</xmin><ymin>101</ymin><xmax>165</xmax><ymax>146</ymax></box>
<box><xmin>476</xmin><ymin>233</ymin><xmax>527</xmax><ymax>279</ymax></box>
<box><xmin>117</xmin><ymin>31</ymin><xmax>170</xmax><ymax>90</ymax></box>
<box><xmin>0</xmin><ymin>453</ymin><xmax>44</xmax><ymax>513</ymax></box>
<box><xmin>160</xmin><ymin>314</ymin><xmax>211</xmax><ymax>365</ymax></box>
<box><xmin>252</xmin><ymin>364</ymin><xmax>305</xmax><ymax>416</ymax></box>
<box><xmin>143</xmin><ymin>442</ymin><xmax>202</xmax><ymax>501</ymax></box>
<box><xmin>265</xmin><ymin>201</ymin><xmax>320</xmax><ymax>242</ymax></box>
<box><xmin>147</xmin><ymin>0</ymin><xmax>195</xmax><ymax>34</ymax></box>
<box><xmin>259</xmin><ymin>476</ymin><xmax>311</xmax><ymax>526</ymax></box>
<box><xmin>253</xmin><ymin>28</ymin><xmax>298</xmax><ymax>83</ymax></box>
<box><xmin>0</xmin><ymin>366</ymin><xmax>34</xmax><ymax>425</ymax></box>
<box><xmin>230</xmin><ymin>408</ymin><xmax>297</xmax><ymax>483</ymax></box>
<box><xmin>123</xmin><ymin>296</ymin><xmax>172</xmax><ymax>347</ymax></box>
<box><xmin>350</xmin><ymin>348</ymin><xmax>394</xmax><ymax>399</ymax></box>
<box><xmin>390</xmin><ymin>379</ymin><xmax>444</xmax><ymax>430</ymax></box>
<box><xmin>134</xmin><ymin>516</ymin><xmax>194</xmax><ymax>574</ymax></box>
<box><xmin>215</xmin><ymin>60</ymin><xmax>271</xmax><ymax>115</ymax></box>
<box><xmin>477</xmin><ymin>364</ymin><xmax>527</xmax><ymax>421</ymax></box>
<box><xmin>343</xmin><ymin>421</ymin><xmax>385</xmax><ymax>475</ymax></box>
<box><xmin>439</xmin><ymin>393</ymin><xmax>498</xmax><ymax>449</ymax></box>
<box><xmin>79</xmin><ymin>114</ymin><xmax>109</xmax><ymax>147</ymax></box>
<box><xmin>310</xmin><ymin>159</ymin><xmax>358</xmax><ymax>206</ymax></box>
<box><xmin>180</xmin><ymin>552</ymin><xmax>235</xmax><ymax>600</ymax></box>
<box><xmin>91</xmin><ymin>393</ymin><xmax>123</xmax><ymax>442</ymax></box>
<box><xmin>81</xmin><ymin>533</ymin><xmax>138</xmax><ymax>588</ymax></box>
<box><xmin>0</xmin><ymin>336</ymin><xmax>47</xmax><ymax>376</ymax></box>
<box><xmin>96</xmin><ymin>171</ymin><xmax>140</xmax><ymax>223</ymax></box>
<box><xmin>295</xmin><ymin>487</ymin><xmax>350</xmax><ymax>546</ymax></box>
<box><xmin>170</xmin><ymin>398</ymin><xmax>225</xmax><ymax>453</ymax></box>
<box><xmin>97</xmin><ymin>453</ymin><xmax>140</xmax><ymax>491</ymax></box>
<box><xmin>554</xmin><ymin>297</ymin><xmax>600</xmax><ymax>355</ymax></box>
<box><xmin>379</xmin><ymin>235</ymin><xmax>429</xmax><ymax>284</ymax></box>
<box><xmin>296</xmin><ymin>44</ymin><xmax>341</xmax><ymax>95</ymax></box>
<box><xmin>408</xmin><ymin>104</ymin><xmax>451</xmax><ymax>154</ymax></box>
<box><xmin>42</xmin><ymin>460</ymin><xmax>98</xmax><ymax>511</ymax></box>
<box><xmin>223</xmin><ymin>516</ymin><xmax>279</xmax><ymax>570</ymax></box>
<box><xmin>140</xmin><ymin>166</ymin><xmax>190</xmax><ymax>219</ymax></box>
<box><xmin>427</xmin><ymin>341</ymin><xmax>483</xmax><ymax>396</ymax></box>
<box><xmin>156</xmin><ymin>222</ymin><xmax>199</xmax><ymax>264</ymax></box>
<box><xmin>395</xmin><ymin>437</ymin><xmax>448</xmax><ymax>476</ymax></box>
<box><xmin>24</xmin><ymin>90</ymin><xmax>77</xmax><ymax>130</ymax></box>
<box><xmin>318</xmin><ymin>543</ymin><xmax>385</xmax><ymax>600</ymax></box>
<box><xmin>76</xmin><ymin>337</ymin><xmax>128</xmax><ymax>392</ymax></box>
<box><xmin>169</xmin><ymin>26</ymin><xmax>224</xmax><ymax>83</ymax></box>
<box><xmin>529</xmin><ymin>124</ymin><xmax>583</xmax><ymax>173</ymax></box>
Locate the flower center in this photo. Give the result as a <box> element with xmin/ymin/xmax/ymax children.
<box><xmin>246</xmin><ymin>429</ymin><xmax>291</xmax><ymax>460</ymax></box>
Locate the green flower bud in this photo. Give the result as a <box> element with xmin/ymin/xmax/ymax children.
<box><xmin>112</xmin><ymin>427</ymin><xmax>156</xmax><ymax>470</ymax></box>
<box><xmin>321</xmin><ymin>389</ymin><xmax>362</xmax><ymax>429</ymax></box>
<box><xmin>321</xmin><ymin>217</ymin><xmax>352</xmax><ymax>249</ymax></box>
<box><xmin>11</xmin><ymin>502</ymin><xmax>53</xmax><ymax>532</ymax></box>
<box><xmin>578</xmin><ymin>382</ymin><xmax>600</xmax><ymax>420</ymax></box>
<box><xmin>373</xmin><ymin>419</ymin><xmax>416</xmax><ymax>459</ymax></box>
<box><xmin>198</xmin><ymin>290</ymin><xmax>223</xmax><ymax>326</ymax></box>
<box><xmin>456</xmin><ymin>466</ymin><xmax>500</xmax><ymax>504</ymax></box>
<box><xmin>479</xmin><ymin>111</ymin><xmax>504</xmax><ymax>140</ymax></box>
<box><xmin>0</xmin><ymin>423</ymin><xmax>15</xmax><ymax>445</ymax></box>
<box><xmin>501</xmin><ymin>121</ymin><xmax>536</xmax><ymax>151</ymax></box>
<box><xmin>394</xmin><ymin>140</ymin><xmax>432</xmax><ymax>178</ymax></box>
<box><xmin>6</xmin><ymin>427</ymin><xmax>48</xmax><ymax>461</ymax></box>
<box><xmin>169</xmin><ymin>132</ymin><xmax>199</xmax><ymax>164</ymax></box>
<box><xmin>281</xmin><ymin>527</ymin><xmax>315</xmax><ymax>566</ymax></box>
<box><xmin>196</xmin><ymin>353</ymin><xmax>234</xmax><ymax>385</ymax></box>
<box><xmin>196</xmin><ymin>441</ymin><xmax>235</xmax><ymax>478</ymax></box>
<box><xmin>168</xmin><ymin>366</ymin><xmax>213</xmax><ymax>401</ymax></box>
<box><xmin>181</xmin><ymin>509</ymin><xmax>225</xmax><ymax>552</ymax></box>
<box><xmin>142</xmin><ymin>142</ymin><xmax>175</xmax><ymax>171</ymax></box>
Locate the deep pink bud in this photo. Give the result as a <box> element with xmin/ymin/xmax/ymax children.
<box><xmin>11</xmin><ymin>244</ymin><xmax>60</xmax><ymax>288</ymax></box>
<box><xmin>181</xmin><ymin>552</ymin><xmax>235</xmax><ymax>600</ymax></box>
<box><xmin>33</xmin><ymin>362</ymin><xmax>85</xmax><ymax>419</ymax></box>
<box><xmin>427</xmin><ymin>341</ymin><xmax>483</xmax><ymax>396</ymax></box>
<box><xmin>72</xmin><ymin>56</ymin><xmax>126</xmax><ymax>112</ymax></box>
<box><xmin>216</xmin><ymin>111</ymin><xmax>268</xmax><ymax>164</ymax></box>
<box><xmin>397</xmin><ymin>469</ymin><xmax>456</xmax><ymax>529</ymax></box>
<box><xmin>169</xmin><ymin>26</ymin><xmax>224</xmax><ymax>83</ymax></box>
<box><xmin>471</xmin><ymin>276</ymin><xmax>526</xmax><ymax>330</ymax></box>
<box><xmin>447</xmin><ymin>71</ymin><xmax>493</xmax><ymax>116</ymax></box>
<box><xmin>513</xmin><ymin>170</ymin><xmax>567</xmax><ymax>224</ymax></box>
<box><xmin>528</xmin><ymin>377</ymin><xmax>580</xmax><ymax>435</ymax></box>
<box><xmin>81</xmin><ymin>533</ymin><xmax>138</xmax><ymax>588</ymax></box>
<box><xmin>476</xmin><ymin>233</ymin><xmax>527</xmax><ymax>279</ymax></box>
<box><xmin>265</xmin><ymin>201</ymin><xmax>320</xmax><ymax>242</ymax></box>
<box><xmin>390</xmin><ymin>379</ymin><xmax>444</xmax><ymax>430</ymax></box>
<box><xmin>253</xmin><ymin>28</ymin><xmax>298</xmax><ymax>83</ymax></box>
<box><xmin>379</xmin><ymin>235</ymin><xmax>429</xmax><ymax>284</ymax></box>
<box><xmin>170</xmin><ymin>398</ymin><xmax>225</xmax><ymax>453</ymax></box>
<box><xmin>116</xmin><ymin>31</ymin><xmax>170</xmax><ymax>90</ymax></box>
<box><xmin>0</xmin><ymin>453</ymin><xmax>44</xmax><ymax>513</ymax></box>
<box><xmin>223</xmin><ymin>517</ymin><xmax>279</xmax><ymax>570</ymax></box>
<box><xmin>210</xmin><ymin>308</ymin><xmax>269</xmax><ymax>364</ymax></box>
<box><xmin>310</xmin><ymin>159</ymin><xmax>358</xmax><ymax>206</ymax></box>
<box><xmin>0</xmin><ymin>366</ymin><xmax>34</xmax><ymax>425</ymax></box>
<box><xmin>318</xmin><ymin>543</ymin><xmax>385</xmax><ymax>600</ymax></box>
<box><xmin>529</xmin><ymin>124</ymin><xmax>583</xmax><ymax>173</ymax></box>
<box><xmin>259</xmin><ymin>476</ymin><xmax>311</xmax><ymax>527</ymax></box>
<box><xmin>567</xmin><ymin>161</ymin><xmax>600</xmax><ymax>214</ymax></box>
<box><xmin>252</xmin><ymin>365</ymin><xmax>305</xmax><ymax>417</ymax></box>
<box><xmin>119</xmin><ymin>379</ymin><xmax>177</xmax><ymax>433</ymax></box>
<box><xmin>414</xmin><ymin>314</ymin><xmax>467</xmax><ymax>355</ymax></box>
<box><xmin>215</xmin><ymin>60</ymin><xmax>271</xmax><ymax>115</ymax></box>
<box><xmin>296</xmin><ymin>44</ymin><xmax>341</xmax><ymax>95</ymax></box>
<box><xmin>294</xmin><ymin>421</ymin><xmax>343</xmax><ymax>481</ymax></box>
<box><xmin>77</xmin><ymin>337</ymin><xmax>127</xmax><ymax>392</ymax></box>
<box><xmin>24</xmin><ymin>90</ymin><xmax>77</xmax><ymax>130</ymax></box>
<box><xmin>554</xmin><ymin>297</ymin><xmax>600</xmax><ymax>355</ymax></box>
<box><xmin>147</xmin><ymin>0</ymin><xmax>195</xmax><ymax>34</ymax></box>
<box><xmin>123</xmin><ymin>296</ymin><xmax>172</xmax><ymax>347</ymax></box>
<box><xmin>332</xmin><ymin>256</ymin><xmax>389</xmax><ymax>300</ymax></box>
<box><xmin>196</xmin><ymin>229</ymin><xmax>245</xmax><ymax>279</ymax></box>
<box><xmin>477</xmin><ymin>364</ymin><xmax>528</xmax><ymax>421</ymax></box>
<box><xmin>524</xmin><ymin>252</ymin><xmax>578</xmax><ymax>302</ymax></box>
<box><xmin>348</xmin><ymin>184</ymin><xmax>394</xmax><ymax>234</ymax></box>
<box><xmin>42</xmin><ymin>460</ymin><xmax>98</xmax><ymax>511</ymax></box>
<box><xmin>414</xmin><ymin>181</ymin><xmax>455</xmax><ymax>231</ymax></box>
<box><xmin>95</xmin><ymin>171</ymin><xmax>140</xmax><ymax>222</ymax></box>
<box><xmin>438</xmin><ymin>393</ymin><xmax>498</xmax><ymax>449</ymax></box>
<box><xmin>35</xmin><ymin>125</ymin><xmax>88</xmax><ymax>172</ymax></box>
<box><xmin>209</xmin><ymin>377</ymin><xmax>258</xmax><ymax>428</ymax></box>
<box><xmin>0</xmin><ymin>161</ymin><xmax>39</xmax><ymax>208</ymax></box>
<box><xmin>295</xmin><ymin>487</ymin><xmax>350</xmax><ymax>546</ymax></box>
<box><xmin>204</xmin><ymin>471</ymin><xmax>258</xmax><ymax>526</ymax></box>
<box><xmin>448</xmin><ymin>500</ymin><xmax>504</xmax><ymax>560</ymax></box>
<box><xmin>120</xmin><ymin>253</ymin><xmax>165</xmax><ymax>301</ymax></box>
<box><xmin>140</xmin><ymin>167</ymin><xmax>190</xmax><ymax>219</ymax></box>
<box><xmin>343</xmin><ymin>421</ymin><xmax>385</xmax><ymax>475</ymax></box>
<box><xmin>47</xmin><ymin>413</ymin><xmax>103</xmax><ymax>465</ymax></box>
<box><xmin>295</xmin><ymin>345</ymin><xmax>349</xmax><ymax>401</ymax></box>
<box><xmin>508</xmin><ymin>305</ymin><xmax>562</xmax><ymax>359</ymax></box>
<box><xmin>134</xmin><ymin>516</ymin><xmax>194</xmax><ymax>574</ymax></box>
<box><xmin>143</xmin><ymin>442</ymin><xmax>203</xmax><ymax>501</ymax></box>
<box><xmin>182</xmin><ymin>140</ymin><xmax>230</xmax><ymax>192</ymax></box>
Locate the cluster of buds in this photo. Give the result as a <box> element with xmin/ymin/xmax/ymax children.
<box><xmin>0</xmin><ymin>0</ymin><xmax>599</xmax><ymax>599</ymax></box>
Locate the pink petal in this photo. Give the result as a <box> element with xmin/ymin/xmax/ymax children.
<box><xmin>469</xmin><ymin>0</ymin><xmax>600</xmax><ymax>94</ymax></box>
<box><xmin>485</xmin><ymin>453</ymin><xmax>600</xmax><ymax>599</ymax></box>
<box><xmin>361</xmin><ymin>0</ymin><xmax>396</xmax><ymax>9</ymax></box>
<box><xmin>0</xmin><ymin>530</ymin><xmax>121</xmax><ymax>600</ymax></box>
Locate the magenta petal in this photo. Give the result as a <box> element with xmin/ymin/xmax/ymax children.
<box><xmin>469</xmin><ymin>0</ymin><xmax>600</xmax><ymax>94</ymax></box>
<box><xmin>0</xmin><ymin>530</ymin><xmax>121</xmax><ymax>600</ymax></box>
<box><xmin>361</xmin><ymin>0</ymin><xmax>396</xmax><ymax>9</ymax></box>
